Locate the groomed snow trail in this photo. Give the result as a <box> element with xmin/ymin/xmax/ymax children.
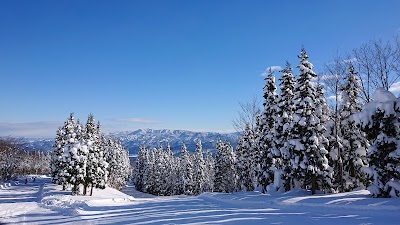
<box><xmin>1</xmin><ymin>177</ymin><xmax>400</xmax><ymax>224</ymax></box>
<box><xmin>0</xmin><ymin>176</ymin><xmax>84</xmax><ymax>224</ymax></box>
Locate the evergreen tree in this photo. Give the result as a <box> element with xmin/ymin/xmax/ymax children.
<box><xmin>133</xmin><ymin>146</ymin><xmax>147</xmax><ymax>192</ymax></box>
<box><xmin>84</xmin><ymin>115</ymin><xmax>108</xmax><ymax>196</ymax></box>
<box><xmin>51</xmin><ymin>113</ymin><xmax>78</xmax><ymax>190</ymax></box>
<box><xmin>143</xmin><ymin>147</ymin><xmax>156</xmax><ymax>194</ymax></box>
<box><xmin>325</xmin><ymin>115</ymin><xmax>342</xmax><ymax>191</ymax></box>
<box><xmin>338</xmin><ymin>65</ymin><xmax>369</xmax><ymax>192</ymax></box>
<box><xmin>180</xmin><ymin>143</ymin><xmax>194</xmax><ymax>195</ymax></box>
<box><xmin>62</xmin><ymin>117</ymin><xmax>85</xmax><ymax>195</ymax></box>
<box><xmin>356</xmin><ymin>88</ymin><xmax>400</xmax><ymax>197</ymax></box>
<box><xmin>163</xmin><ymin>142</ymin><xmax>176</xmax><ymax>195</ymax></box>
<box><xmin>214</xmin><ymin>139</ymin><xmax>237</xmax><ymax>193</ymax></box>
<box><xmin>288</xmin><ymin>48</ymin><xmax>330</xmax><ymax>194</ymax></box>
<box><xmin>257</xmin><ymin>69</ymin><xmax>278</xmax><ymax>192</ymax></box>
<box><xmin>253</xmin><ymin>115</ymin><xmax>263</xmax><ymax>189</ymax></box>
<box><xmin>153</xmin><ymin>144</ymin><xmax>168</xmax><ymax>195</ymax></box>
<box><xmin>105</xmin><ymin>138</ymin><xmax>131</xmax><ymax>190</ymax></box>
<box><xmin>235</xmin><ymin>124</ymin><xmax>256</xmax><ymax>191</ymax></box>
<box><xmin>315</xmin><ymin>81</ymin><xmax>333</xmax><ymax>192</ymax></box>
<box><xmin>274</xmin><ymin>62</ymin><xmax>296</xmax><ymax>191</ymax></box>
<box><xmin>192</xmin><ymin>140</ymin><xmax>206</xmax><ymax>195</ymax></box>
<box><xmin>51</xmin><ymin>127</ymin><xmax>67</xmax><ymax>189</ymax></box>
<box><xmin>203</xmin><ymin>150</ymin><xmax>215</xmax><ymax>192</ymax></box>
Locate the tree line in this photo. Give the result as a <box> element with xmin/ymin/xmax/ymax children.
<box><xmin>50</xmin><ymin>113</ymin><xmax>132</xmax><ymax>195</ymax></box>
<box><xmin>133</xmin><ymin>39</ymin><xmax>400</xmax><ymax>198</ymax></box>
<box><xmin>236</xmin><ymin>44</ymin><xmax>400</xmax><ymax>197</ymax></box>
<box><xmin>133</xmin><ymin>139</ymin><xmax>239</xmax><ymax>195</ymax></box>
<box><xmin>0</xmin><ymin>138</ymin><xmax>50</xmax><ymax>181</ymax></box>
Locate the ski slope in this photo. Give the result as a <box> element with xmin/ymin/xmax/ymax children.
<box><xmin>1</xmin><ymin>176</ymin><xmax>400</xmax><ymax>224</ymax></box>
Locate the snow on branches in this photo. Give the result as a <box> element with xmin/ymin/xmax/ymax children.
<box><xmin>51</xmin><ymin>113</ymin><xmax>131</xmax><ymax>195</ymax></box>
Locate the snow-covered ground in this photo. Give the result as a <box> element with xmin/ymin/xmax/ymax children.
<box><xmin>1</xmin><ymin>176</ymin><xmax>400</xmax><ymax>224</ymax></box>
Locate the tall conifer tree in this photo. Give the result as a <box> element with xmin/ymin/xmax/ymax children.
<box><xmin>339</xmin><ymin>65</ymin><xmax>369</xmax><ymax>191</ymax></box>
<box><xmin>274</xmin><ymin>62</ymin><xmax>296</xmax><ymax>191</ymax></box>
<box><xmin>257</xmin><ymin>69</ymin><xmax>278</xmax><ymax>192</ymax></box>
<box><xmin>288</xmin><ymin>48</ymin><xmax>330</xmax><ymax>194</ymax></box>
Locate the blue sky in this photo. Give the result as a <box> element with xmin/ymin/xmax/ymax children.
<box><xmin>1</xmin><ymin>0</ymin><xmax>399</xmax><ymax>137</ymax></box>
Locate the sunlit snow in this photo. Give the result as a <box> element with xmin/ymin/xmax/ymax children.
<box><xmin>1</xmin><ymin>176</ymin><xmax>400</xmax><ymax>224</ymax></box>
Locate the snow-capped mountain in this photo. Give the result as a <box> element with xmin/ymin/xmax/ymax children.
<box><xmin>109</xmin><ymin>129</ymin><xmax>240</xmax><ymax>155</ymax></box>
<box><xmin>20</xmin><ymin>129</ymin><xmax>240</xmax><ymax>155</ymax></box>
<box><xmin>20</xmin><ymin>138</ymin><xmax>54</xmax><ymax>152</ymax></box>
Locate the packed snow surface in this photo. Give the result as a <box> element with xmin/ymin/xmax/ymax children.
<box><xmin>1</xmin><ymin>176</ymin><xmax>400</xmax><ymax>224</ymax></box>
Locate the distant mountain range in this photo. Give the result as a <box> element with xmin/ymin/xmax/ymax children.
<box><xmin>19</xmin><ymin>129</ymin><xmax>240</xmax><ymax>156</ymax></box>
<box><xmin>109</xmin><ymin>129</ymin><xmax>240</xmax><ymax>155</ymax></box>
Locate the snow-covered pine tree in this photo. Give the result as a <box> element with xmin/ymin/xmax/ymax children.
<box><xmin>338</xmin><ymin>65</ymin><xmax>369</xmax><ymax>192</ymax></box>
<box><xmin>51</xmin><ymin>127</ymin><xmax>67</xmax><ymax>189</ymax></box>
<box><xmin>325</xmin><ymin>111</ymin><xmax>342</xmax><ymax>191</ymax></box>
<box><xmin>84</xmin><ymin>115</ymin><xmax>108</xmax><ymax>196</ymax></box>
<box><xmin>153</xmin><ymin>144</ymin><xmax>167</xmax><ymax>195</ymax></box>
<box><xmin>143</xmin><ymin>147</ymin><xmax>156</xmax><ymax>194</ymax></box>
<box><xmin>163</xmin><ymin>142</ymin><xmax>176</xmax><ymax>195</ymax></box>
<box><xmin>274</xmin><ymin>61</ymin><xmax>296</xmax><ymax>192</ymax></box>
<box><xmin>214</xmin><ymin>139</ymin><xmax>237</xmax><ymax>193</ymax></box>
<box><xmin>257</xmin><ymin>68</ymin><xmax>278</xmax><ymax>192</ymax></box>
<box><xmin>315</xmin><ymin>80</ymin><xmax>333</xmax><ymax>192</ymax></box>
<box><xmin>62</xmin><ymin>116</ymin><xmax>86</xmax><ymax>195</ymax></box>
<box><xmin>51</xmin><ymin>113</ymin><xmax>78</xmax><ymax>190</ymax></box>
<box><xmin>133</xmin><ymin>146</ymin><xmax>147</xmax><ymax>192</ymax></box>
<box><xmin>214</xmin><ymin>138</ymin><xmax>225</xmax><ymax>192</ymax></box>
<box><xmin>355</xmin><ymin>88</ymin><xmax>400</xmax><ymax>197</ymax></box>
<box><xmin>236</xmin><ymin>127</ymin><xmax>247</xmax><ymax>191</ymax></box>
<box><xmin>203</xmin><ymin>150</ymin><xmax>215</xmax><ymax>192</ymax></box>
<box><xmin>192</xmin><ymin>140</ymin><xmax>206</xmax><ymax>195</ymax></box>
<box><xmin>253</xmin><ymin>115</ymin><xmax>262</xmax><ymax>188</ymax></box>
<box><xmin>288</xmin><ymin>47</ymin><xmax>330</xmax><ymax>194</ymax></box>
<box><xmin>235</xmin><ymin>124</ymin><xmax>256</xmax><ymax>191</ymax></box>
<box><xmin>120</xmin><ymin>141</ymin><xmax>132</xmax><ymax>185</ymax></box>
<box><xmin>179</xmin><ymin>143</ymin><xmax>194</xmax><ymax>195</ymax></box>
<box><xmin>105</xmin><ymin>138</ymin><xmax>131</xmax><ymax>190</ymax></box>
<box><xmin>226</xmin><ymin>141</ymin><xmax>238</xmax><ymax>193</ymax></box>
<box><xmin>94</xmin><ymin>121</ymin><xmax>109</xmax><ymax>190</ymax></box>
<box><xmin>82</xmin><ymin>114</ymin><xmax>97</xmax><ymax>195</ymax></box>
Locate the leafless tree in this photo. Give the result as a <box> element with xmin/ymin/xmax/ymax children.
<box><xmin>352</xmin><ymin>35</ymin><xmax>400</xmax><ymax>102</ymax></box>
<box><xmin>323</xmin><ymin>51</ymin><xmax>348</xmax><ymax>110</ymax></box>
<box><xmin>232</xmin><ymin>95</ymin><xmax>261</xmax><ymax>133</ymax></box>
<box><xmin>323</xmin><ymin>52</ymin><xmax>358</xmax><ymax>193</ymax></box>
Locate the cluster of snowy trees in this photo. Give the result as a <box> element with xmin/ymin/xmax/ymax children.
<box><xmin>0</xmin><ymin>138</ymin><xmax>50</xmax><ymax>181</ymax></box>
<box><xmin>19</xmin><ymin>150</ymin><xmax>50</xmax><ymax>176</ymax></box>
<box><xmin>236</xmin><ymin>47</ymin><xmax>400</xmax><ymax>197</ymax></box>
<box><xmin>132</xmin><ymin>45</ymin><xmax>399</xmax><ymax>198</ymax></box>
<box><xmin>50</xmin><ymin>113</ymin><xmax>131</xmax><ymax>195</ymax></box>
<box><xmin>133</xmin><ymin>140</ymin><xmax>216</xmax><ymax>195</ymax></box>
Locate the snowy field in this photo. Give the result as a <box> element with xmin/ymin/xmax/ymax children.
<box><xmin>1</xmin><ymin>177</ymin><xmax>400</xmax><ymax>225</ymax></box>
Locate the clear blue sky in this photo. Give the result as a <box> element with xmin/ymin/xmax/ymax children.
<box><xmin>1</xmin><ymin>0</ymin><xmax>399</xmax><ymax>137</ymax></box>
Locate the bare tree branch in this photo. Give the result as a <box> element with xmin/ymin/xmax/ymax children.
<box><xmin>232</xmin><ymin>95</ymin><xmax>261</xmax><ymax>133</ymax></box>
<box><xmin>352</xmin><ymin>35</ymin><xmax>400</xmax><ymax>102</ymax></box>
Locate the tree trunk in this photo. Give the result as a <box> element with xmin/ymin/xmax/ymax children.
<box><xmin>90</xmin><ymin>184</ymin><xmax>94</xmax><ymax>196</ymax></box>
<box><xmin>339</xmin><ymin>158</ymin><xmax>344</xmax><ymax>192</ymax></box>
<box><xmin>311</xmin><ymin>174</ymin><xmax>316</xmax><ymax>195</ymax></box>
<box><xmin>72</xmin><ymin>184</ymin><xmax>80</xmax><ymax>195</ymax></box>
<box><xmin>285</xmin><ymin>174</ymin><xmax>291</xmax><ymax>192</ymax></box>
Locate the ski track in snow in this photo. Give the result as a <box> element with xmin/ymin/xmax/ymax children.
<box><xmin>1</xmin><ymin>177</ymin><xmax>400</xmax><ymax>224</ymax></box>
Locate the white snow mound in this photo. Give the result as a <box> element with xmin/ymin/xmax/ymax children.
<box><xmin>373</xmin><ymin>88</ymin><xmax>396</xmax><ymax>102</ymax></box>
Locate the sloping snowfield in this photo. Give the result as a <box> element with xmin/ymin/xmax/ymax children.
<box><xmin>1</xmin><ymin>177</ymin><xmax>400</xmax><ymax>224</ymax></box>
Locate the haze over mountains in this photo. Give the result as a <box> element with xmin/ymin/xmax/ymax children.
<box><xmin>20</xmin><ymin>129</ymin><xmax>240</xmax><ymax>155</ymax></box>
